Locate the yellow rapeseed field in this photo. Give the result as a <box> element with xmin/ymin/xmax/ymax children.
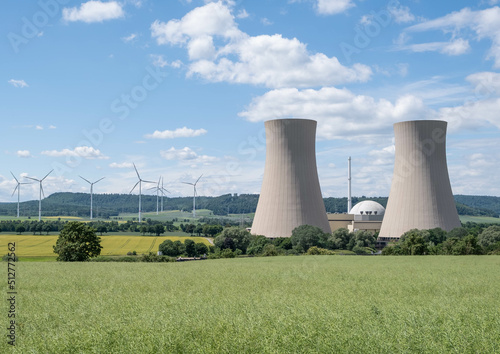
<box><xmin>0</xmin><ymin>234</ymin><xmax>211</xmax><ymax>257</ymax></box>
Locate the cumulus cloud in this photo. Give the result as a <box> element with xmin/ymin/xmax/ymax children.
<box><xmin>8</xmin><ymin>79</ymin><xmax>28</xmax><ymax>88</ymax></box>
<box><xmin>63</xmin><ymin>1</ymin><xmax>124</xmax><ymax>23</ymax></box>
<box><xmin>406</xmin><ymin>6</ymin><xmax>500</xmax><ymax>67</ymax></box>
<box><xmin>316</xmin><ymin>0</ymin><xmax>355</xmax><ymax>15</ymax></box>
<box><xmin>160</xmin><ymin>147</ymin><xmax>217</xmax><ymax>164</ymax></box>
<box><xmin>145</xmin><ymin>127</ymin><xmax>207</xmax><ymax>139</ymax></box>
<box><xmin>41</xmin><ymin>146</ymin><xmax>108</xmax><ymax>159</ymax></box>
<box><xmin>239</xmin><ymin>86</ymin><xmax>430</xmax><ymax>139</ymax></box>
<box><xmin>109</xmin><ymin>162</ymin><xmax>134</xmax><ymax>168</ymax></box>
<box><xmin>16</xmin><ymin>150</ymin><xmax>32</xmax><ymax>158</ymax></box>
<box><xmin>151</xmin><ymin>1</ymin><xmax>371</xmax><ymax>88</ymax></box>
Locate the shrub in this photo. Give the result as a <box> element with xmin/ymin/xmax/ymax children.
<box><xmin>306</xmin><ymin>246</ymin><xmax>335</xmax><ymax>255</ymax></box>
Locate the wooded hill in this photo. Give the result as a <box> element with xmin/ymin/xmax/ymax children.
<box><xmin>0</xmin><ymin>192</ymin><xmax>498</xmax><ymax>218</ymax></box>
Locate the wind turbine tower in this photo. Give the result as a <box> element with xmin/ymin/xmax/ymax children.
<box><xmin>129</xmin><ymin>164</ymin><xmax>155</xmax><ymax>222</ymax></box>
<box><xmin>25</xmin><ymin>170</ymin><xmax>53</xmax><ymax>221</ymax></box>
<box><xmin>150</xmin><ymin>176</ymin><xmax>170</xmax><ymax>215</ymax></box>
<box><xmin>182</xmin><ymin>174</ymin><xmax>202</xmax><ymax>218</ymax></box>
<box><xmin>80</xmin><ymin>176</ymin><xmax>105</xmax><ymax>220</ymax></box>
<box><xmin>11</xmin><ymin>172</ymin><xmax>31</xmax><ymax>218</ymax></box>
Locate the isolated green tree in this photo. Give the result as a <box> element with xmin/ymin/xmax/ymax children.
<box><xmin>53</xmin><ymin>221</ymin><xmax>102</xmax><ymax>261</ymax></box>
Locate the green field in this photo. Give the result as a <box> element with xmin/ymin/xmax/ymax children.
<box><xmin>459</xmin><ymin>215</ymin><xmax>500</xmax><ymax>224</ymax></box>
<box><xmin>2</xmin><ymin>256</ymin><xmax>499</xmax><ymax>352</ymax></box>
<box><xmin>0</xmin><ymin>235</ymin><xmax>212</xmax><ymax>258</ymax></box>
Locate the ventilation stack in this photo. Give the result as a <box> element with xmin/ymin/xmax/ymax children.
<box><xmin>379</xmin><ymin>120</ymin><xmax>461</xmax><ymax>239</ymax></box>
<box><xmin>251</xmin><ymin>119</ymin><xmax>331</xmax><ymax>238</ymax></box>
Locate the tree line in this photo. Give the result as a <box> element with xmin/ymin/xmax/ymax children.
<box><xmin>0</xmin><ymin>192</ymin><xmax>498</xmax><ymax>218</ymax></box>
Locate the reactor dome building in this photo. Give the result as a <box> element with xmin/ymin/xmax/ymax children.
<box><xmin>251</xmin><ymin>119</ymin><xmax>331</xmax><ymax>238</ymax></box>
<box><xmin>378</xmin><ymin>120</ymin><xmax>461</xmax><ymax>240</ymax></box>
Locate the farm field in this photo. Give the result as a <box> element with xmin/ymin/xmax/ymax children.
<box><xmin>459</xmin><ymin>215</ymin><xmax>500</xmax><ymax>224</ymax></box>
<box><xmin>2</xmin><ymin>256</ymin><xmax>499</xmax><ymax>353</ymax></box>
<box><xmin>0</xmin><ymin>234</ymin><xmax>211</xmax><ymax>257</ymax></box>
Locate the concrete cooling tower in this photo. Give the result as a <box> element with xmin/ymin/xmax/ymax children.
<box><xmin>251</xmin><ymin>119</ymin><xmax>331</xmax><ymax>238</ymax></box>
<box><xmin>379</xmin><ymin>120</ymin><xmax>461</xmax><ymax>239</ymax></box>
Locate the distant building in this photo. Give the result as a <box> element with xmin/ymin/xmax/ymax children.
<box><xmin>251</xmin><ymin>119</ymin><xmax>331</xmax><ymax>238</ymax></box>
<box><xmin>378</xmin><ymin>120</ymin><xmax>461</xmax><ymax>242</ymax></box>
<box><xmin>327</xmin><ymin>200</ymin><xmax>384</xmax><ymax>234</ymax></box>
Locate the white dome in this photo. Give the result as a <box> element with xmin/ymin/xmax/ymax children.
<box><xmin>349</xmin><ymin>201</ymin><xmax>385</xmax><ymax>216</ymax></box>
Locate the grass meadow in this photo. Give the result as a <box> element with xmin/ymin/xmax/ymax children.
<box><xmin>0</xmin><ymin>235</ymin><xmax>212</xmax><ymax>258</ymax></box>
<box><xmin>2</xmin><ymin>256</ymin><xmax>499</xmax><ymax>353</ymax></box>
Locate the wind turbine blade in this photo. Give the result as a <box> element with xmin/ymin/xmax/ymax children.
<box><xmin>133</xmin><ymin>163</ymin><xmax>141</xmax><ymax>179</ymax></box>
<box><xmin>182</xmin><ymin>182</ymin><xmax>194</xmax><ymax>186</ymax></box>
<box><xmin>25</xmin><ymin>177</ymin><xmax>40</xmax><ymax>182</ymax></box>
<box><xmin>79</xmin><ymin>176</ymin><xmax>92</xmax><ymax>184</ymax></box>
<box><xmin>142</xmin><ymin>180</ymin><xmax>156</xmax><ymax>184</ymax></box>
<box><xmin>11</xmin><ymin>185</ymin><xmax>19</xmax><ymax>197</ymax></box>
<box><xmin>94</xmin><ymin>177</ymin><xmax>105</xmax><ymax>184</ymax></box>
<box><xmin>42</xmin><ymin>169</ymin><xmax>53</xmax><ymax>181</ymax></box>
<box><xmin>10</xmin><ymin>172</ymin><xmax>19</xmax><ymax>184</ymax></box>
<box><xmin>157</xmin><ymin>177</ymin><xmax>161</xmax><ymax>187</ymax></box>
<box><xmin>41</xmin><ymin>184</ymin><xmax>45</xmax><ymax>198</ymax></box>
<box><xmin>195</xmin><ymin>174</ymin><xmax>203</xmax><ymax>185</ymax></box>
<box><xmin>130</xmin><ymin>181</ymin><xmax>140</xmax><ymax>194</ymax></box>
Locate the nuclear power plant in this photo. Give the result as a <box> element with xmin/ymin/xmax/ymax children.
<box><xmin>378</xmin><ymin>120</ymin><xmax>461</xmax><ymax>240</ymax></box>
<box><xmin>251</xmin><ymin>119</ymin><xmax>331</xmax><ymax>238</ymax></box>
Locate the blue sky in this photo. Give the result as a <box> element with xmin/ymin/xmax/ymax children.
<box><xmin>1</xmin><ymin>0</ymin><xmax>500</xmax><ymax>203</ymax></box>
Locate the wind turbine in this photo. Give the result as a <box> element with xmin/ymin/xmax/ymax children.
<box><xmin>129</xmin><ymin>163</ymin><xmax>155</xmax><ymax>222</ymax></box>
<box><xmin>149</xmin><ymin>176</ymin><xmax>170</xmax><ymax>215</ymax></box>
<box><xmin>160</xmin><ymin>177</ymin><xmax>170</xmax><ymax>213</ymax></box>
<box><xmin>182</xmin><ymin>174</ymin><xmax>202</xmax><ymax>218</ymax></box>
<box><xmin>80</xmin><ymin>176</ymin><xmax>105</xmax><ymax>220</ymax></box>
<box><xmin>25</xmin><ymin>170</ymin><xmax>53</xmax><ymax>221</ymax></box>
<box><xmin>11</xmin><ymin>172</ymin><xmax>31</xmax><ymax>218</ymax></box>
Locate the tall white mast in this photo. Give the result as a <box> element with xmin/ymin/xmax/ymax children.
<box><xmin>348</xmin><ymin>156</ymin><xmax>352</xmax><ymax>213</ymax></box>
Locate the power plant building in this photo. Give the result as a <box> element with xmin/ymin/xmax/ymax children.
<box><xmin>251</xmin><ymin>119</ymin><xmax>331</xmax><ymax>238</ymax></box>
<box><xmin>378</xmin><ymin>120</ymin><xmax>461</xmax><ymax>240</ymax></box>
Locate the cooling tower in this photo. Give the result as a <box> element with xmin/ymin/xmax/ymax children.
<box><xmin>379</xmin><ymin>120</ymin><xmax>461</xmax><ymax>239</ymax></box>
<box><xmin>251</xmin><ymin>119</ymin><xmax>331</xmax><ymax>238</ymax></box>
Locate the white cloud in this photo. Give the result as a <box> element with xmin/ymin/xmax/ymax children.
<box><xmin>17</xmin><ymin>150</ymin><xmax>32</xmax><ymax>158</ymax></box>
<box><xmin>63</xmin><ymin>1</ymin><xmax>124</xmax><ymax>23</ymax></box>
<box><xmin>8</xmin><ymin>79</ymin><xmax>28</xmax><ymax>88</ymax></box>
<box><xmin>36</xmin><ymin>125</ymin><xmax>43</xmax><ymax>130</ymax></box>
<box><xmin>400</xmin><ymin>39</ymin><xmax>470</xmax><ymax>56</ymax></box>
<box><xmin>49</xmin><ymin>125</ymin><xmax>57</xmax><ymax>129</ymax></box>
<box><xmin>239</xmin><ymin>86</ymin><xmax>430</xmax><ymax>139</ymax></box>
<box><xmin>466</xmin><ymin>71</ymin><xmax>500</xmax><ymax>97</ymax></box>
<box><xmin>406</xmin><ymin>7</ymin><xmax>500</xmax><ymax>67</ymax></box>
<box><xmin>160</xmin><ymin>147</ymin><xmax>217</xmax><ymax>164</ymax></box>
<box><xmin>316</xmin><ymin>0</ymin><xmax>355</xmax><ymax>15</ymax></box>
<box><xmin>236</xmin><ymin>9</ymin><xmax>249</xmax><ymax>19</ymax></box>
<box><xmin>109</xmin><ymin>162</ymin><xmax>134</xmax><ymax>168</ymax></box>
<box><xmin>388</xmin><ymin>4</ymin><xmax>415</xmax><ymax>24</ymax></box>
<box><xmin>122</xmin><ymin>33</ymin><xmax>138</xmax><ymax>42</ymax></box>
<box><xmin>145</xmin><ymin>127</ymin><xmax>207</xmax><ymax>139</ymax></box>
<box><xmin>151</xmin><ymin>1</ymin><xmax>371</xmax><ymax>88</ymax></box>
<box><xmin>261</xmin><ymin>18</ymin><xmax>273</xmax><ymax>26</ymax></box>
<box><xmin>150</xmin><ymin>54</ymin><xmax>168</xmax><ymax>67</ymax></box>
<box><xmin>41</xmin><ymin>146</ymin><xmax>109</xmax><ymax>159</ymax></box>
